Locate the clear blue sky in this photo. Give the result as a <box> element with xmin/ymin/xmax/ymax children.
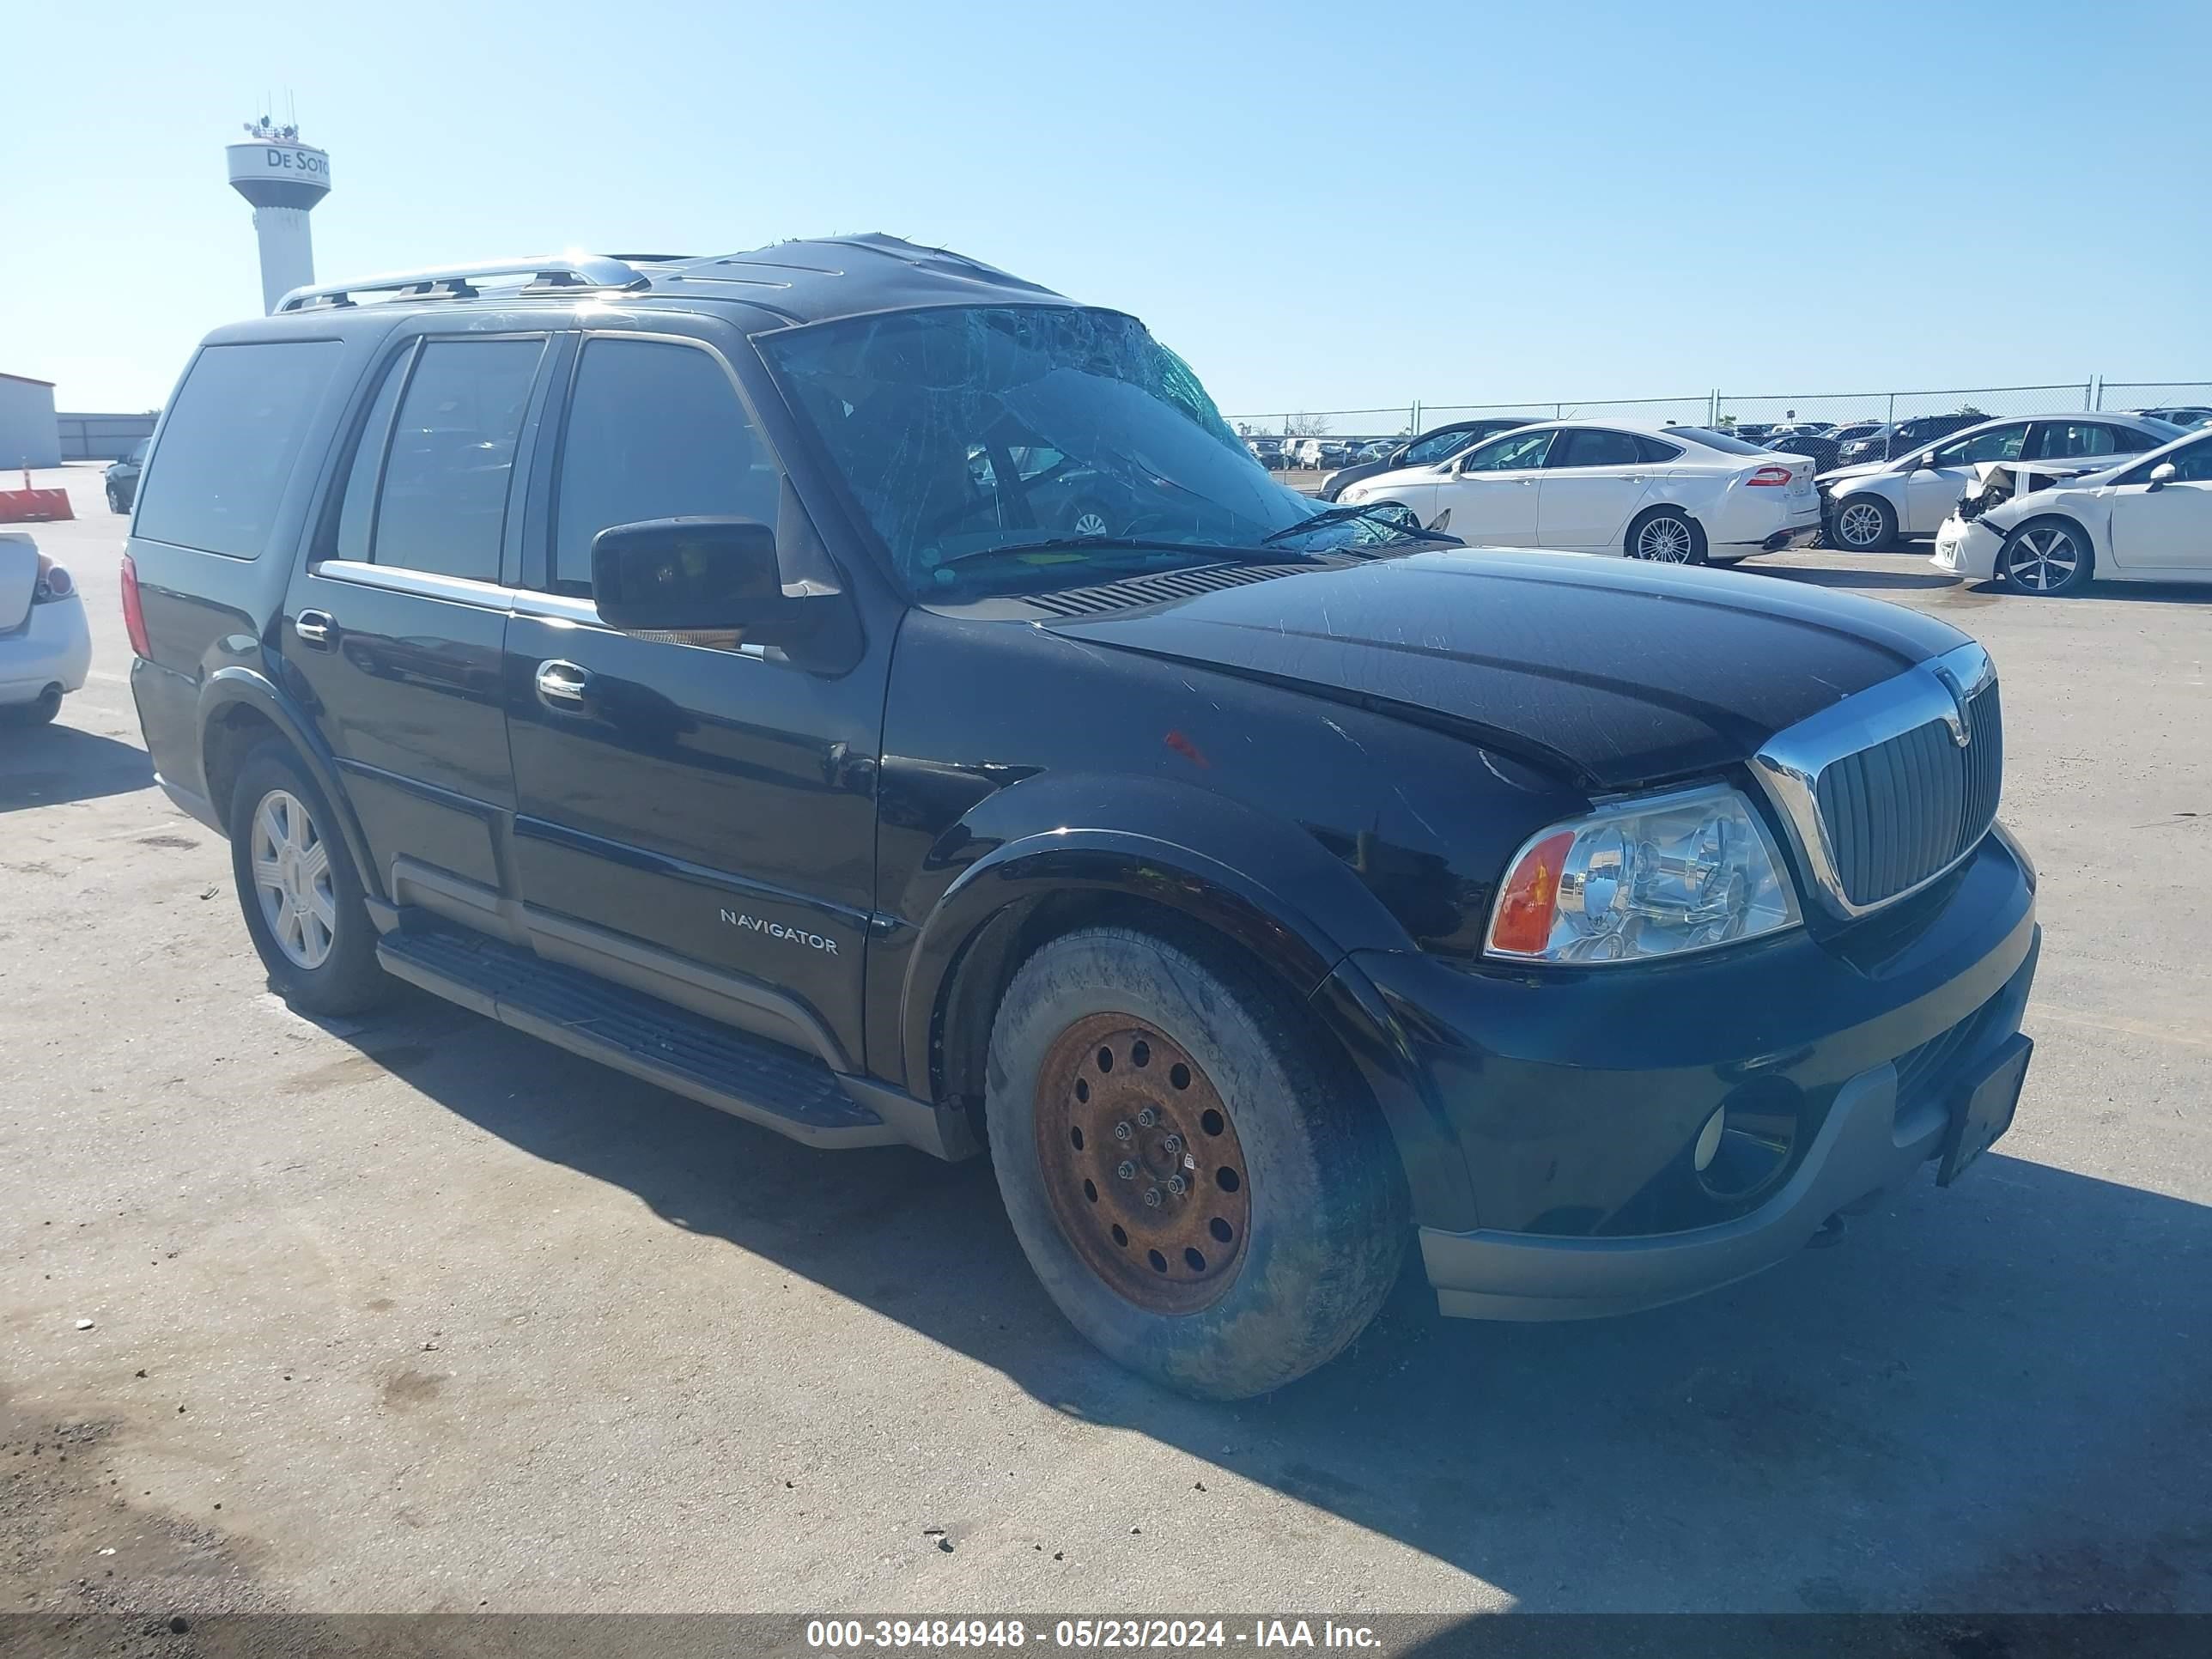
<box><xmin>5</xmin><ymin>0</ymin><xmax>2207</xmax><ymax>417</ymax></box>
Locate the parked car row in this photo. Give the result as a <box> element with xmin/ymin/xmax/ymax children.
<box><xmin>1815</xmin><ymin>412</ymin><xmax>2187</xmax><ymax>550</ymax></box>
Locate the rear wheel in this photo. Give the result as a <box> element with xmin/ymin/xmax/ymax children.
<box><xmin>1626</xmin><ymin>507</ymin><xmax>1707</xmax><ymax>564</ymax></box>
<box><xmin>984</xmin><ymin>924</ymin><xmax>1407</xmax><ymax>1399</ymax></box>
<box><xmin>228</xmin><ymin>745</ymin><xmax>392</xmax><ymax>1015</ymax></box>
<box><xmin>1829</xmin><ymin>495</ymin><xmax>1896</xmax><ymax>551</ymax></box>
<box><xmin>106</xmin><ymin>485</ymin><xmax>125</xmax><ymax>515</ymax></box>
<box><xmin>1997</xmin><ymin>517</ymin><xmax>2094</xmax><ymax>596</ymax></box>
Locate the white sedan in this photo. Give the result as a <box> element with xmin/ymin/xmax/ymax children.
<box><xmin>1337</xmin><ymin>422</ymin><xmax>1820</xmax><ymax>563</ymax></box>
<box><xmin>0</xmin><ymin>532</ymin><xmax>93</xmax><ymax>725</ymax></box>
<box><xmin>1932</xmin><ymin>429</ymin><xmax>2212</xmax><ymax>595</ymax></box>
<box><xmin>1817</xmin><ymin>412</ymin><xmax>2185</xmax><ymax>551</ymax></box>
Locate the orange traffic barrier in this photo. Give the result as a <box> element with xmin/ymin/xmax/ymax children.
<box><xmin>0</xmin><ymin>466</ymin><xmax>76</xmax><ymax>522</ymax></box>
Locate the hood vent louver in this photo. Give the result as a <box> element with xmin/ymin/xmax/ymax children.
<box><xmin>1024</xmin><ymin>562</ymin><xmax>1303</xmax><ymax>619</ymax></box>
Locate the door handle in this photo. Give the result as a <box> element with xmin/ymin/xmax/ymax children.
<box><xmin>295</xmin><ymin>609</ymin><xmax>336</xmax><ymax>648</ymax></box>
<box><xmin>534</xmin><ymin>659</ymin><xmax>595</xmax><ymax>714</ymax></box>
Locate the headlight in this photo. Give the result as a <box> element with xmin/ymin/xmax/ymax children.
<box><xmin>1486</xmin><ymin>783</ymin><xmax>1800</xmax><ymax>963</ymax></box>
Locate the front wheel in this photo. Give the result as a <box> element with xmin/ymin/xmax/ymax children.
<box><xmin>1997</xmin><ymin>518</ymin><xmax>2094</xmax><ymax>596</ymax></box>
<box><xmin>1829</xmin><ymin>495</ymin><xmax>1896</xmax><ymax>551</ymax></box>
<box><xmin>1626</xmin><ymin>507</ymin><xmax>1707</xmax><ymax>564</ymax></box>
<box><xmin>228</xmin><ymin>745</ymin><xmax>392</xmax><ymax>1016</ymax></box>
<box><xmin>985</xmin><ymin>925</ymin><xmax>1407</xmax><ymax>1400</ymax></box>
<box><xmin>106</xmin><ymin>486</ymin><xmax>125</xmax><ymax>515</ymax></box>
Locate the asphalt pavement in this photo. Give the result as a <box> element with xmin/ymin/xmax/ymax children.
<box><xmin>3</xmin><ymin>464</ymin><xmax>2208</xmax><ymax>1620</ymax></box>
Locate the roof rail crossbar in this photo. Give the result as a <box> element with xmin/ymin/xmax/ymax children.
<box><xmin>276</xmin><ymin>255</ymin><xmax>652</xmax><ymax>313</ymax></box>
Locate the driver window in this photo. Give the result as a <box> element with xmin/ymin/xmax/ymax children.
<box><xmin>2152</xmin><ymin>441</ymin><xmax>2212</xmax><ymax>483</ymax></box>
<box><xmin>1933</xmin><ymin>426</ymin><xmax>2027</xmax><ymax>466</ymax></box>
<box><xmin>550</xmin><ymin>337</ymin><xmax>781</xmax><ymax>597</ymax></box>
<box><xmin>1460</xmin><ymin>429</ymin><xmax>1554</xmax><ymax>472</ymax></box>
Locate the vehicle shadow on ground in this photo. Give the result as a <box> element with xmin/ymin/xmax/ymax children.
<box><xmin>1751</xmin><ymin>562</ymin><xmax>1960</xmax><ymax>592</ymax></box>
<box><xmin>0</xmin><ymin>722</ymin><xmax>152</xmax><ymax>812</ymax></box>
<box><xmin>342</xmin><ymin>992</ymin><xmax>2212</xmax><ymax>1611</ymax></box>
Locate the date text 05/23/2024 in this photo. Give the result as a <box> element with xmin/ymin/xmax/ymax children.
<box><xmin>805</xmin><ymin>1620</ymin><xmax>1382</xmax><ymax>1650</ymax></box>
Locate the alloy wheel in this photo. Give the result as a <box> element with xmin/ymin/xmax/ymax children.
<box><xmin>2005</xmin><ymin>526</ymin><xmax>2083</xmax><ymax>592</ymax></box>
<box><xmin>250</xmin><ymin>789</ymin><xmax>337</xmax><ymax>970</ymax></box>
<box><xmin>1834</xmin><ymin>501</ymin><xmax>1887</xmax><ymax>550</ymax></box>
<box><xmin>1033</xmin><ymin>1014</ymin><xmax>1251</xmax><ymax>1314</ymax></box>
<box><xmin>1634</xmin><ymin>515</ymin><xmax>1694</xmax><ymax>562</ymax></box>
<box><xmin>1070</xmin><ymin>511</ymin><xmax>1111</xmax><ymax>538</ymax></box>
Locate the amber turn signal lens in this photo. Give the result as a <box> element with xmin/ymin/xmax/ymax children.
<box><xmin>1489</xmin><ymin>830</ymin><xmax>1575</xmax><ymax>957</ymax></box>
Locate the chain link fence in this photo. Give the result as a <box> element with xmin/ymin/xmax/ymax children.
<box><xmin>1228</xmin><ymin>378</ymin><xmax>2209</xmax><ymax>469</ymax></box>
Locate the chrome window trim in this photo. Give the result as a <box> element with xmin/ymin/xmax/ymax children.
<box><xmin>312</xmin><ymin>559</ymin><xmax>515</xmax><ymax>611</ymax></box>
<box><xmin>1750</xmin><ymin>641</ymin><xmax>1997</xmax><ymax>920</ymax></box>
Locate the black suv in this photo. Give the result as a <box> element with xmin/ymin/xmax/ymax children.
<box><xmin>125</xmin><ymin>236</ymin><xmax>2039</xmax><ymax>1399</ymax></box>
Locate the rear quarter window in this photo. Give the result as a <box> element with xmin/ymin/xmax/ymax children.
<box><xmin>133</xmin><ymin>340</ymin><xmax>343</xmax><ymax>558</ymax></box>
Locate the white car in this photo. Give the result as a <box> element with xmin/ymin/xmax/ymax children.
<box><xmin>0</xmin><ymin>532</ymin><xmax>93</xmax><ymax>725</ymax></box>
<box><xmin>1818</xmin><ymin>412</ymin><xmax>2185</xmax><ymax>552</ymax></box>
<box><xmin>1931</xmin><ymin>428</ymin><xmax>2212</xmax><ymax>595</ymax></box>
<box><xmin>1337</xmin><ymin>421</ymin><xmax>1821</xmax><ymax>564</ymax></box>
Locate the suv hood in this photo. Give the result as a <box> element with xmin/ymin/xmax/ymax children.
<box><xmin>1042</xmin><ymin>549</ymin><xmax>1966</xmax><ymax>790</ymax></box>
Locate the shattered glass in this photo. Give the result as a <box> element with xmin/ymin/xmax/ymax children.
<box><xmin>765</xmin><ymin>306</ymin><xmax>1402</xmax><ymax>595</ymax></box>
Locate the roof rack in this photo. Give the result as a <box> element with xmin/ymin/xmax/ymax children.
<box><xmin>275</xmin><ymin>254</ymin><xmax>659</xmax><ymax>313</ymax></box>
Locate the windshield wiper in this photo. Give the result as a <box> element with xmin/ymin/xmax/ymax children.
<box><xmin>1259</xmin><ymin>502</ymin><xmax>1457</xmax><ymax>546</ymax></box>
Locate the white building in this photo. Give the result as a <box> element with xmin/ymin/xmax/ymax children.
<box><xmin>0</xmin><ymin>372</ymin><xmax>59</xmax><ymax>470</ymax></box>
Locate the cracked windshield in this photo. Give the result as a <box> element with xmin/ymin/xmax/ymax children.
<box><xmin>767</xmin><ymin>305</ymin><xmax>1416</xmax><ymax>594</ymax></box>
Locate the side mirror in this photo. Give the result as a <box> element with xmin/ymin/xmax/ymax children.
<box><xmin>2148</xmin><ymin>462</ymin><xmax>2178</xmax><ymax>489</ymax></box>
<box><xmin>591</xmin><ymin>518</ymin><xmax>803</xmax><ymax>637</ymax></box>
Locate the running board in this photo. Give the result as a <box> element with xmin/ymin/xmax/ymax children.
<box><xmin>376</xmin><ymin>927</ymin><xmax>898</xmax><ymax>1150</ymax></box>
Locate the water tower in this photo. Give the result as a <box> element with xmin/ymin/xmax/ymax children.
<box><xmin>226</xmin><ymin>115</ymin><xmax>331</xmax><ymax>314</ymax></box>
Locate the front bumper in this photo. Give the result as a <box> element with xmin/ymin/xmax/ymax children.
<box><xmin>1334</xmin><ymin>829</ymin><xmax>2039</xmax><ymax>1321</ymax></box>
<box><xmin>1933</xmin><ymin>514</ymin><xmax>2004</xmax><ymax>580</ymax></box>
<box><xmin>0</xmin><ymin>594</ymin><xmax>93</xmax><ymax>704</ymax></box>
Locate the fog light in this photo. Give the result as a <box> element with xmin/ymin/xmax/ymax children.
<box><xmin>1692</xmin><ymin>1107</ymin><xmax>1725</xmax><ymax>1172</ymax></box>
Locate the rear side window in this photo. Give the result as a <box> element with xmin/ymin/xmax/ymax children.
<box><xmin>134</xmin><ymin>340</ymin><xmax>343</xmax><ymax>558</ymax></box>
<box><xmin>549</xmin><ymin>337</ymin><xmax>781</xmax><ymax>596</ymax></box>
<box><xmin>1550</xmin><ymin>428</ymin><xmax>1643</xmax><ymax>469</ymax></box>
<box><xmin>1637</xmin><ymin>435</ymin><xmax>1683</xmax><ymax>463</ymax></box>
<box><xmin>365</xmin><ymin>337</ymin><xmax>544</xmax><ymax>582</ymax></box>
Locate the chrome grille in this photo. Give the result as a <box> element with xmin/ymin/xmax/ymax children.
<box><xmin>1814</xmin><ymin>681</ymin><xmax>2002</xmax><ymax>908</ymax></box>
<box><xmin>1753</xmin><ymin>644</ymin><xmax>2003</xmax><ymax>920</ymax></box>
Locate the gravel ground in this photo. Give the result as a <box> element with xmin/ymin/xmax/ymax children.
<box><xmin>3</xmin><ymin>464</ymin><xmax>2208</xmax><ymax>1623</ymax></box>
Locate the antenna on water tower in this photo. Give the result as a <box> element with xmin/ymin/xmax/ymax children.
<box><xmin>227</xmin><ymin>110</ymin><xmax>331</xmax><ymax>314</ymax></box>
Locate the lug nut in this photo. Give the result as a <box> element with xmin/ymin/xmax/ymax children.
<box><xmin>1161</xmin><ymin>1133</ymin><xmax>1182</xmax><ymax>1155</ymax></box>
<box><xmin>1117</xmin><ymin>1160</ymin><xmax>1137</xmax><ymax>1181</ymax></box>
<box><xmin>1136</xmin><ymin>1107</ymin><xmax>1158</xmax><ymax>1127</ymax></box>
<box><xmin>1113</xmin><ymin>1121</ymin><xmax>1133</xmax><ymax>1142</ymax></box>
<box><xmin>1166</xmin><ymin>1175</ymin><xmax>1188</xmax><ymax>1197</ymax></box>
<box><xmin>1142</xmin><ymin>1187</ymin><xmax>1163</xmax><ymax>1208</ymax></box>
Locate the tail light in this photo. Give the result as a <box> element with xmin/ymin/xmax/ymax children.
<box><xmin>32</xmin><ymin>553</ymin><xmax>75</xmax><ymax>603</ymax></box>
<box><xmin>1746</xmin><ymin>465</ymin><xmax>1795</xmax><ymax>488</ymax></box>
<box><xmin>120</xmin><ymin>554</ymin><xmax>150</xmax><ymax>658</ymax></box>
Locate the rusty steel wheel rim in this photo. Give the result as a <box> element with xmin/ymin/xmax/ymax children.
<box><xmin>1034</xmin><ymin>1013</ymin><xmax>1252</xmax><ymax>1315</ymax></box>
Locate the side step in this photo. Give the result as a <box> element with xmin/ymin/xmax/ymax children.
<box><xmin>376</xmin><ymin>927</ymin><xmax>897</xmax><ymax>1149</ymax></box>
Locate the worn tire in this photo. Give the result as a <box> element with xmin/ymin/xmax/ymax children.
<box><xmin>228</xmin><ymin>744</ymin><xmax>392</xmax><ymax>1016</ymax></box>
<box><xmin>984</xmin><ymin>924</ymin><xmax>1407</xmax><ymax>1399</ymax></box>
<box><xmin>1626</xmin><ymin>507</ymin><xmax>1708</xmax><ymax>564</ymax></box>
<box><xmin>1829</xmin><ymin>494</ymin><xmax>1897</xmax><ymax>552</ymax></box>
<box><xmin>1996</xmin><ymin>516</ymin><xmax>2094</xmax><ymax>597</ymax></box>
